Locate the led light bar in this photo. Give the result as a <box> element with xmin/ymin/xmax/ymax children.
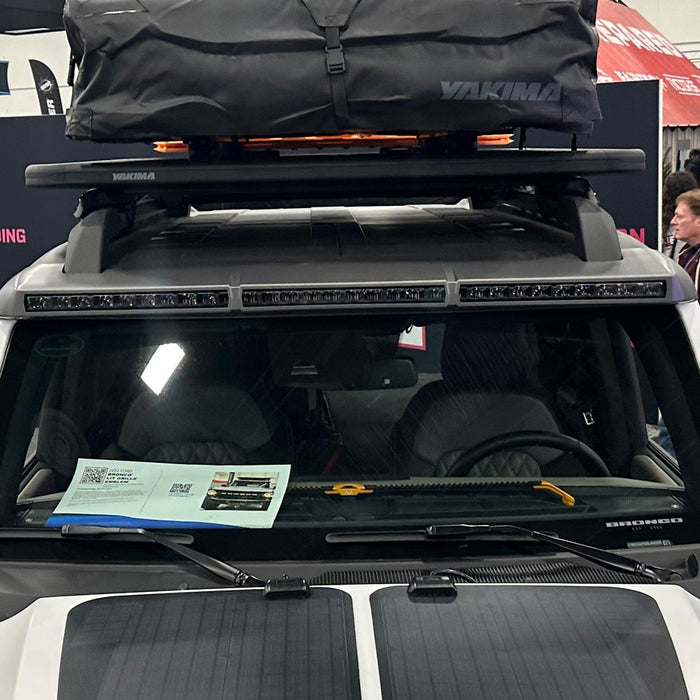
<box><xmin>25</xmin><ymin>291</ymin><xmax>229</xmax><ymax>312</ymax></box>
<box><xmin>460</xmin><ymin>281</ymin><xmax>666</xmax><ymax>302</ymax></box>
<box><xmin>242</xmin><ymin>285</ymin><xmax>445</xmax><ymax>307</ymax></box>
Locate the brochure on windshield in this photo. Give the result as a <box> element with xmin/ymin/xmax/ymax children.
<box><xmin>46</xmin><ymin>459</ymin><xmax>291</xmax><ymax>529</ymax></box>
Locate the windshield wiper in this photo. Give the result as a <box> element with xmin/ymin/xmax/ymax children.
<box><xmin>428</xmin><ymin>524</ymin><xmax>682</xmax><ymax>583</ymax></box>
<box><xmin>61</xmin><ymin>525</ymin><xmax>265</xmax><ymax>587</ymax></box>
<box><xmin>327</xmin><ymin>523</ymin><xmax>682</xmax><ymax>583</ymax></box>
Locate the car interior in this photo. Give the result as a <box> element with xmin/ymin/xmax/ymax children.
<box><xmin>5</xmin><ymin>305</ymin><xmax>683</xmax><ymax>518</ymax></box>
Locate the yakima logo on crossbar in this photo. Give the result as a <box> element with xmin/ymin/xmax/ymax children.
<box><xmin>441</xmin><ymin>81</ymin><xmax>561</xmax><ymax>102</ymax></box>
<box><xmin>112</xmin><ymin>171</ymin><xmax>156</xmax><ymax>182</ymax></box>
<box><xmin>605</xmin><ymin>518</ymin><xmax>683</xmax><ymax>527</ymax></box>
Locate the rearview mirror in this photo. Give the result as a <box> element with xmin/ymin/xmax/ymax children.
<box><xmin>359</xmin><ymin>358</ymin><xmax>417</xmax><ymax>390</ymax></box>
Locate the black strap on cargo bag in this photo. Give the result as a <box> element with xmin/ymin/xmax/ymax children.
<box><xmin>301</xmin><ymin>0</ymin><xmax>361</xmax><ymax>131</ymax></box>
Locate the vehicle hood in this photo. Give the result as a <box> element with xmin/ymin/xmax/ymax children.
<box><xmin>0</xmin><ymin>583</ymin><xmax>697</xmax><ymax>699</ymax></box>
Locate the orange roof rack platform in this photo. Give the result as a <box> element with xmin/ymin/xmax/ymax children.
<box><xmin>153</xmin><ymin>133</ymin><xmax>515</xmax><ymax>154</ymax></box>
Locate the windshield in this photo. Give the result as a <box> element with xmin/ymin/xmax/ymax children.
<box><xmin>1</xmin><ymin>307</ymin><xmax>699</xmax><ymax>539</ymax></box>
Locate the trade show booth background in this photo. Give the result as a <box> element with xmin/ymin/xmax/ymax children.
<box><xmin>594</xmin><ymin>0</ymin><xmax>700</xmax><ymax>169</ymax></box>
<box><xmin>523</xmin><ymin>79</ymin><xmax>661</xmax><ymax>250</ymax></box>
<box><xmin>0</xmin><ymin>116</ymin><xmax>152</xmax><ymax>283</ymax></box>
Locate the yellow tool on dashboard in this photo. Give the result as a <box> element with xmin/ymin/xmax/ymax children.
<box><xmin>534</xmin><ymin>481</ymin><xmax>575</xmax><ymax>507</ymax></box>
<box><xmin>324</xmin><ymin>483</ymin><xmax>375</xmax><ymax>497</ymax></box>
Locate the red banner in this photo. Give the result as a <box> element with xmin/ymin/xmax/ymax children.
<box><xmin>597</xmin><ymin>0</ymin><xmax>700</xmax><ymax>126</ymax></box>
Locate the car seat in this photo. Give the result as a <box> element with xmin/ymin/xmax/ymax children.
<box><xmin>391</xmin><ymin>318</ymin><xmax>562</xmax><ymax>477</ymax></box>
<box><xmin>103</xmin><ymin>383</ymin><xmax>290</xmax><ymax>465</ymax></box>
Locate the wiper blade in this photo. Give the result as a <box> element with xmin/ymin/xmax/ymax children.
<box><xmin>0</xmin><ymin>528</ymin><xmax>189</xmax><ymax>543</ymax></box>
<box><xmin>61</xmin><ymin>525</ymin><xmax>264</xmax><ymax>587</ymax></box>
<box><xmin>326</xmin><ymin>524</ymin><xmax>681</xmax><ymax>583</ymax></box>
<box><xmin>427</xmin><ymin>523</ymin><xmax>681</xmax><ymax>583</ymax></box>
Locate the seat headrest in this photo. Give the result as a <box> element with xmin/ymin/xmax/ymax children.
<box><xmin>441</xmin><ymin>319</ymin><xmax>540</xmax><ymax>392</ymax></box>
<box><xmin>118</xmin><ymin>384</ymin><xmax>274</xmax><ymax>458</ymax></box>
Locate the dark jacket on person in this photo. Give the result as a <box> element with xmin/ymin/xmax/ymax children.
<box><xmin>678</xmin><ymin>242</ymin><xmax>700</xmax><ymax>298</ymax></box>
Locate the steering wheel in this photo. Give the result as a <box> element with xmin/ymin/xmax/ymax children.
<box><xmin>443</xmin><ymin>430</ymin><xmax>611</xmax><ymax>477</ymax></box>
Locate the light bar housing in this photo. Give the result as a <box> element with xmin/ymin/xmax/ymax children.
<box><xmin>459</xmin><ymin>281</ymin><xmax>667</xmax><ymax>302</ymax></box>
<box><xmin>242</xmin><ymin>285</ymin><xmax>446</xmax><ymax>308</ymax></box>
<box><xmin>21</xmin><ymin>281</ymin><xmax>670</xmax><ymax>314</ymax></box>
<box><xmin>25</xmin><ymin>291</ymin><xmax>229</xmax><ymax>312</ymax></box>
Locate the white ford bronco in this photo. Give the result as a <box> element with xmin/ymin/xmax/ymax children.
<box><xmin>0</xmin><ymin>139</ymin><xmax>698</xmax><ymax>699</ymax></box>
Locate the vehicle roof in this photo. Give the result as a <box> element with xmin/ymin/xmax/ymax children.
<box><xmin>3</xmin><ymin>146</ymin><xmax>694</xmax><ymax>318</ymax></box>
<box><xmin>0</xmin><ymin>201</ymin><xmax>693</xmax><ymax>319</ymax></box>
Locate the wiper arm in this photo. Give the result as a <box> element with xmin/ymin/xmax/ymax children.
<box><xmin>427</xmin><ymin>523</ymin><xmax>681</xmax><ymax>583</ymax></box>
<box><xmin>61</xmin><ymin>525</ymin><xmax>265</xmax><ymax>587</ymax></box>
<box><xmin>326</xmin><ymin>524</ymin><xmax>681</xmax><ymax>583</ymax></box>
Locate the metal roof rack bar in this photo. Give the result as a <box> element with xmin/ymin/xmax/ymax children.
<box><xmin>36</xmin><ymin>148</ymin><xmax>644</xmax><ymax>273</ymax></box>
<box><xmin>26</xmin><ymin>148</ymin><xmax>645</xmax><ymax>203</ymax></box>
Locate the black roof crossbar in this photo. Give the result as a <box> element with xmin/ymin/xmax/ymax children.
<box><xmin>26</xmin><ymin>148</ymin><xmax>645</xmax><ymax>206</ymax></box>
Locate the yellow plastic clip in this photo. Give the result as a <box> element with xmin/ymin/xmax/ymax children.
<box><xmin>324</xmin><ymin>483</ymin><xmax>374</xmax><ymax>497</ymax></box>
<box><xmin>533</xmin><ymin>481</ymin><xmax>575</xmax><ymax>507</ymax></box>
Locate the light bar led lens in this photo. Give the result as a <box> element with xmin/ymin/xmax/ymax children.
<box><xmin>460</xmin><ymin>281</ymin><xmax>666</xmax><ymax>302</ymax></box>
<box><xmin>242</xmin><ymin>285</ymin><xmax>446</xmax><ymax>307</ymax></box>
<box><xmin>25</xmin><ymin>291</ymin><xmax>229</xmax><ymax>312</ymax></box>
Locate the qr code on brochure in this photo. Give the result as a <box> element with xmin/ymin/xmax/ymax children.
<box><xmin>169</xmin><ymin>482</ymin><xmax>193</xmax><ymax>495</ymax></box>
<box><xmin>79</xmin><ymin>466</ymin><xmax>108</xmax><ymax>484</ymax></box>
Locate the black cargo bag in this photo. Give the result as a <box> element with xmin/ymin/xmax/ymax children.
<box><xmin>63</xmin><ymin>0</ymin><xmax>601</xmax><ymax>142</ymax></box>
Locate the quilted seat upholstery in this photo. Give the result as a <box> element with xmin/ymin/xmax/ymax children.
<box><xmin>144</xmin><ymin>441</ymin><xmax>248</xmax><ymax>465</ymax></box>
<box><xmin>437</xmin><ymin>449</ymin><xmax>542</xmax><ymax>478</ymax></box>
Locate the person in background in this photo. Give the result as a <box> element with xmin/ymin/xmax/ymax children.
<box><xmin>670</xmin><ymin>189</ymin><xmax>700</xmax><ymax>296</ymax></box>
<box><xmin>662</xmin><ymin>171</ymin><xmax>698</xmax><ymax>256</ymax></box>
<box><xmin>656</xmin><ymin>188</ymin><xmax>700</xmax><ymax>457</ymax></box>
<box><xmin>684</xmin><ymin>149</ymin><xmax>700</xmax><ymax>184</ymax></box>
